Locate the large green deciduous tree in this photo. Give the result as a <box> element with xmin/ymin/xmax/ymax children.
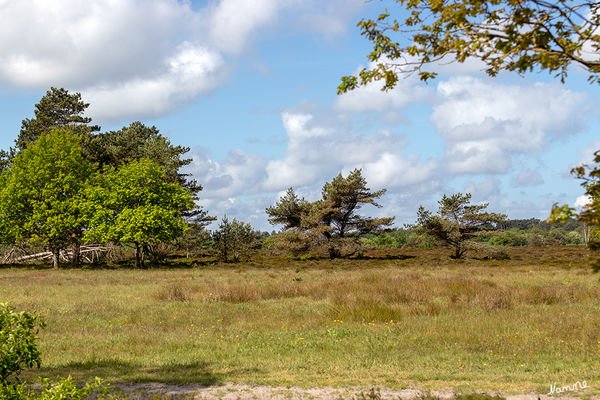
<box><xmin>266</xmin><ymin>169</ymin><xmax>394</xmax><ymax>259</ymax></box>
<box><xmin>0</xmin><ymin>129</ymin><xmax>93</xmax><ymax>268</ymax></box>
<box><xmin>416</xmin><ymin>193</ymin><xmax>507</xmax><ymax>259</ymax></box>
<box><xmin>83</xmin><ymin>121</ymin><xmax>211</xmax><ymax>225</ymax></box>
<box><xmin>339</xmin><ymin>0</ymin><xmax>600</xmax><ymax>92</ymax></box>
<box><xmin>84</xmin><ymin>159</ymin><xmax>194</xmax><ymax>268</ymax></box>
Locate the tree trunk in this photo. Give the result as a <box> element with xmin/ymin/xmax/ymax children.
<box><xmin>141</xmin><ymin>244</ymin><xmax>149</xmax><ymax>268</ymax></box>
<box><xmin>52</xmin><ymin>247</ymin><xmax>60</xmax><ymax>269</ymax></box>
<box><xmin>452</xmin><ymin>244</ymin><xmax>463</xmax><ymax>259</ymax></box>
<box><xmin>135</xmin><ymin>242</ymin><xmax>141</xmax><ymax>269</ymax></box>
<box><xmin>71</xmin><ymin>240</ymin><xmax>81</xmax><ymax>267</ymax></box>
<box><xmin>328</xmin><ymin>247</ymin><xmax>340</xmax><ymax>259</ymax></box>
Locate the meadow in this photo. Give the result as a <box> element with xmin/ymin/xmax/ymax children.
<box><xmin>1</xmin><ymin>246</ymin><xmax>598</xmax><ymax>395</ymax></box>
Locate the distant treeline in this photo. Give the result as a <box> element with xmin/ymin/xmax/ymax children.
<box><xmin>362</xmin><ymin>218</ymin><xmax>585</xmax><ymax>250</ymax></box>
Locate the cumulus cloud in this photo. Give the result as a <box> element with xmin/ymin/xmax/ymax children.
<box><xmin>0</xmin><ymin>0</ymin><xmax>192</xmax><ymax>88</ymax></box>
<box><xmin>335</xmin><ymin>76</ymin><xmax>430</xmax><ymax>113</ymax></box>
<box><xmin>575</xmin><ymin>195</ymin><xmax>591</xmax><ymax>208</ymax></box>
<box><xmin>184</xmin><ymin>147</ymin><xmax>267</xmax><ymax>199</ymax></box>
<box><xmin>431</xmin><ymin>77</ymin><xmax>586</xmax><ymax>174</ymax></box>
<box><xmin>263</xmin><ymin>111</ymin><xmax>436</xmax><ymax>191</ymax></box>
<box><xmin>84</xmin><ymin>43</ymin><xmax>227</xmax><ymax>121</ymax></box>
<box><xmin>0</xmin><ymin>0</ymin><xmax>366</xmax><ymax>122</ymax></box>
<box><xmin>207</xmin><ymin>0</ymin><xmax>283</xmax><ymax>54</ymax></box>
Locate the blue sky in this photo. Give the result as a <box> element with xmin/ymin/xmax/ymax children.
<box><xmin>0</xmin><ymin>0</ymin><xmax>597</xmax><ymax>230</ymax></box>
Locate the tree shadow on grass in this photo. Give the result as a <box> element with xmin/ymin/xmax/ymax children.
<box><xmin>30</xmin><ymin>359</ymin><xmax>259</xmax><ymax>385</ymax></box>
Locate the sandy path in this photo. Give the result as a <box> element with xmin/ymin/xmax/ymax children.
<box><xmin>113</xmin><ymin>383</ymin><xmax>598</xmax><ymax>400</ymax></box>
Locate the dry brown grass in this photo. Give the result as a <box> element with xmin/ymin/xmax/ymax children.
<box><xmin>155</xmin><ymin>265</ymin><xmax>599</xmax><ymax>322</ymax></box>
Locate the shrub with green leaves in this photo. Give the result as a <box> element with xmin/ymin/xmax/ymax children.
<box><xmin>363</xmin><ymin>229</ymin><xmax>411</xmax><ymax>249</ymax></box>
<box><xmin>213</xmin><ymin>216</ymin><xmax>260</xmax><ymax>262</ymax></box>
<box><xmin>0</xmin><ymin>377</ymin><xmax>113</xmax><ymax>400</ymax></box>
<box><xmin>0</xmin><ymin>303</ymin><xmax>45</xmax><ymax>383</ymax></box>
<box><xmin>488</xmin><ymin>230</ymin><xmax>528</xmax><ymax>247</ymax></box>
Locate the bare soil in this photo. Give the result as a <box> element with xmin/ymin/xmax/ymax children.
<box><xmin>113</xmin><ymin>383</ymin><xmax>599</xmax><ymax>400</ymax></box>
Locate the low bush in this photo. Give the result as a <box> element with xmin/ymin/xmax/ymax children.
<box><xmin>488</xmin><ymin>230</ymin><xmax>528</xmax><ymax>246</ymax></box>
<box><xmin>0</xmin><ymin>303</ymin><xmax>45</xmax><ymax>383</ymax></box>
<box><xmin>212</xmin><ymin>216</ymin><xmax>261</xmax><ymax>262</ymax></box>
<box><xmin>0</xmin><ymin>377</ymin><xmax>112</xmax><ymax>400</ymax></box>
<box><xmin>404</xmin><ymin>233</ymin><xmax>436</xmax><ymax>248</ymax></box>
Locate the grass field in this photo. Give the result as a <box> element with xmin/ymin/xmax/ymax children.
<box><xmin>1</xmin><ymin>246</ymin><xmax>599</xmax><ymax>394</ymax></box>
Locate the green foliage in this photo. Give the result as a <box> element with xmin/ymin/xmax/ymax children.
<box><xmin>527</xmin><ymin>232</ymin><xmax>546</xmax><ymax>247</ymax></box>
<box><xmin>550</xmin><ymin>150</ymin><xmax>600</xmax><ymax>268</ymax></box>
<box><xmin>82</xmin><ymin>122</ymin><xmax>199</xmax><ymax>194</ymax></box>
<box><xmin>363</xmin><ymin>229</ymin><xmax>410</xmax><ymax>249</ymax></box>
<box><xmin>34</xmin><ymin>376</ymin><xmax>112</xmax><ymax>400</ymax></box>
<box><xmin>488</xmin><ymin>230</ymin><xmax>528</xmax><ymax>247</ymax></box>
<box><xmin>546</xmin><ymin>228</ymin><xmax>567</xmax><ymax>246</ymax></box>
<box><xmin>212</xmin><ymin>216</ymin><xmax>260</xmax><ymax>263</ymax></box>
<box><xmin>501</xmin><ymin>217</ymin><xmax>580</xmax><ymax>232</ymax></box>
<box><xmin>548</xmin><ymin>203</ymin><xmax>578</xmax><ymax>224</ymax></box>
<box><xmin>0</xmin><ymin>381</ymin><xmax>27</xmax><ymax>400</ymax></box>
<box><xmin>416</xmin><ymin>193</ymin><xmax>506</xmax><ymax>259</ymax></box>
<box><xmin>0</xmin><ymin>128</ymin><xmax>93</xmax><ymax>268</ymax></box>
<box><xmin>83</xmin><ymin>159</ymin><xmax>194</xmax><ymax>268</ymax></box>
<box><xmin>267</xmin><ymin>169</ymin><xmax>394</xmax><ymax>258</ymax></box>
<box><xmin>175</xmin><ymin>222</ymin><xmax>214</xmax><ymax>257</ymax></box>
<box><xmin>265</xmin><ymin>188</ymin><xmax>309</xmax><ymax>230</ymax></box>
<box><xmin>405</xmin><ymin>233</ymin><xmax>437</xmax><ymax>248</ymax></box>
<box><xmin>0</xmin><ymin>377</ymin><xmax>112</xmax><ymax>400</ymax></box>
<box><xmin>339</xmin><ymin>1</ymin><xmax>600</xmax><ymax>93</ymax></box>
<box><xmin>0</xmin><ymin>303</ymin><xmax>45</xmax><ymax>383</ymax></box>
<box><xmin>17</xmin><ymin>87</ymin><xmax>99</xmax><ymax>151</ymax></box>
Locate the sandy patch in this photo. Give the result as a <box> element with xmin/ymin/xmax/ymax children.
<box><xmin>112</xmin><ymin>383</ymin><xmax>598</xmax><ymax>400</ymax></box>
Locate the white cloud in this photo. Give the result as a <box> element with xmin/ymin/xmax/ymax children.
<box><xmin>84</xmin><ymin>43</ymin><xmax>226</xmax><ymax>121</ymax></box>
<box><xmin>577</xmin><ymin>140</ymin><xmax>600</xmax><ymax>165</ymax></box>
<box><xmin>0</xmin><ymin>0</ymin><xmax>192</xmax><ymax>88</ymax></box>
<box><xmin>360</xmin><ymin>153</ymin><xmax>438</xmax><ymax>190</ymax></box>
<box><xmin>575</xmin><ymin>195</ymin><xmax>591</xmax><ymax>208</ymax></box>
<box><xmin>335</xmin><ymin>57</ymin><xmax>432</xmax><ymax>113</ymax></box>
<box><xmin>263</xmin><ymin>111</ymin><xmax>436</xmax><ymax>191</ymax></box>
<box><xmin>185</xmin><ymin>147</ymin><xmax>267</xmax><ymax>199</ymax></box>
<box><xmin>207</xmin><ymin>0</ymin><xmax>283</xmax><ymax>54</ymax></box>
<box><xmin>431</xmin><ymin>77</ymin><xmax>586</xmax><ymax>174</ymax></box>
<box><xmin>0</xmin><ymin>0</ymin><xmax>365</xmax><ymax>122</ymax></box>
<box><xmin>335</xmin><ymin>76</ymin><xmax>430</xmax><ymax>113</ymax></box>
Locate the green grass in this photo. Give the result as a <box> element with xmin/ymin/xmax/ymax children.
<box><xmin>1</xmin><ymin>246</ymin><xmax>599</xmax><ymax>393</ymax></box>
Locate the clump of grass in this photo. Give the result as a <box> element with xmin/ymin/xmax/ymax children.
<box><xmin>154</xmin><ymin>283</ymin><xmax>192</xmax><ymax>302</ymax></box>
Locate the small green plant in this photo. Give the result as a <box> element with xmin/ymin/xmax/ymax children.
<box><xmin>0</xmin><ymin>377</ymin><xmax>113</xmax><ymax>400</ymax></box>
<box><xmin>0</xmin><ymin>303</ymin><xmax>45</xmax><ymax>383</ymax></box>
<box><xmin>1</xmin><ymin>303</ymin><xmax>114</xmax><ymax>399</ymax></box>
